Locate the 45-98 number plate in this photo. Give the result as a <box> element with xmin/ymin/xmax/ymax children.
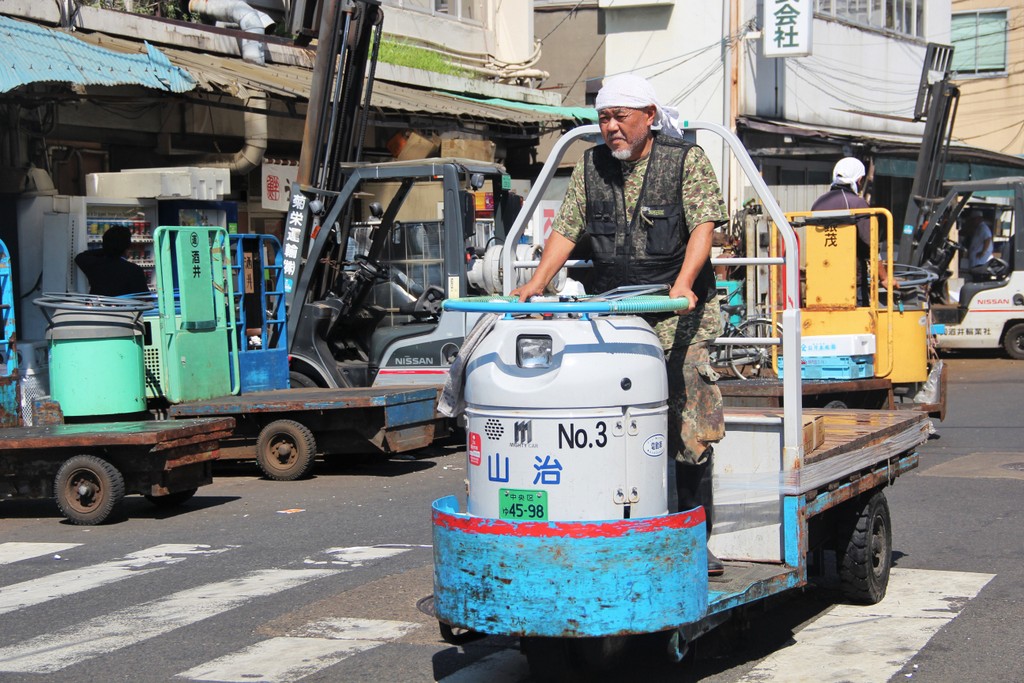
<box><xmin>499</xmin><ymin>489</ymin><xmax>548</xmax><ymax>521</ymax></box>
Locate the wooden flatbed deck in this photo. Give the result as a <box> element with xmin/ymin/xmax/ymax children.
<box><xmin>0</xmin><ymin>418</ymin><xmax>235</xmax><ymax>451</ymax></box>
<box><xmin>165</xmin><ymin>387</ymin><xmax>442</xmax><ymax>469</ymax></box>
<box><xmin>724</xmin><ymin>407</ymin><xmax>932</xmax><ymax>494</ymax></box>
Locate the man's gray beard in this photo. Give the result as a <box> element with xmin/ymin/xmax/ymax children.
<box><xmin>610</xmin><ymin>135</ymin><xmax>646</xmax><ymax>161</ymax></box>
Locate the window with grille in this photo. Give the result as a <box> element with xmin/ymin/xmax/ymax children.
<box><xmin>814</xmin><ymin>0</ymin><xmax>924</xmax><ymax>38</ymax></box>
<box><xmin>951</xmin><ymin>10</ymin><xmax>1008</xmax><ymax>76</ymax></box>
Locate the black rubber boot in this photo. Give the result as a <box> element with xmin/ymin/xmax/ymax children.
<box><xmin>675</xmin><ymin>453</ymin><xmax>724</xmax><ymax>576</ymax></box>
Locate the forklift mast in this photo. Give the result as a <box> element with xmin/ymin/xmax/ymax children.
<box><xmin>896</xmin><ymin>43</ymin><xmax>959</xmax><ymax>265</ymax></box>
<box><xmin>283</xmin><ymin>0</ymin><xmax>383</xmax><ymax>315</ymax></box>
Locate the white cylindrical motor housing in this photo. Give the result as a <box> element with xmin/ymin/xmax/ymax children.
<box><xmin>464</xmin><ymin>314</ymin><xmax>668</xmax><ymax>522</ymax></box>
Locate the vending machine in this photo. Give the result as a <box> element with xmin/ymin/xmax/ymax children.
<box><xmin>158</xmin><ymin>199</ymin><xmax>239</xmax><ymax>236</ymax></box>
<box><xmin>15</xmin><ymin>167</ymin><xmax>233</xmax><ymax>343</ymax></box>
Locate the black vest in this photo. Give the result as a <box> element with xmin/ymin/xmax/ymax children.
<box><xmin>583</xmin><ymin>135</ymin><xmax>716</xmax><ymax>301</ymax></box>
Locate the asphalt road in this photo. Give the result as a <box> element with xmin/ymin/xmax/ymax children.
<box><xmin>0</xmin><ymin>352</ymin><xmax>1021</xmax><ymax>682</ymax></box>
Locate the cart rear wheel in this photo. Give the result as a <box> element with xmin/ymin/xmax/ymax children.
<box><xmin>1003</xmin><ymin>322</ymin><xmax>1024</xmax><ymax>360</ymax></box>
<box><xmin>839</xmin><ymin>490</ymin><xmax>892</xmax><ymax>604</ymax></box>
<box><xmin>144</xmin><ymin>488</ymin><xmax>198</xmax><ymax>508</ymax></box>
<box><xmin>256</xmin><ymin>419</ymin><xmax>317</xmax><ymax>481</ymax></box>
<box><xmin>54</xmin><ymin>455</ymin><xmax>125</xmax><ymax>525</ymax></box>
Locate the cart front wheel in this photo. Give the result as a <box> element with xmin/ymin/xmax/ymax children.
<box><xmin>256</xmin><ymin>419</ymin><xmax>317</xmax><ymax>481</ymax></box>
<box><xmin>839</xmin><ymin>490</ymin><xmax>892</xmax><ymax>604</ymax></box>
<box><xmin>521</xmin><ymin>636</ymin><xmax>628</xmax><ymax>682</ymax></box>
<box><xmin>54</xmin><ymin>455</ymin><xmax>126</xmax><ymax>525</ymax></box>
<box><xmin>438</xmin><ymin>621</ymin><xmax>484</xmax><ymax>645</ymax></box>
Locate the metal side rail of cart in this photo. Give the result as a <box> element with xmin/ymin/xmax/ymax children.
<box><xmin>429</xmin><ymin>122</ymin><xmax>936</xmax><ymax>680</ymax></box>
<box><xmin>166</xmin><ymin>386</ymin><xmax>440</xmax><ymax>480</ymax></box>
<box><xmin>0</xmin><ymin>417</ymin><xmax>234</xmax><ymax>525</ymax></box>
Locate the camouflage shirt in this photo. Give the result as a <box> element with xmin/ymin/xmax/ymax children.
<box><xmin>553</xmin><ymin>141</ymin><xmax>728</xmax><ymax>347</ymax></box>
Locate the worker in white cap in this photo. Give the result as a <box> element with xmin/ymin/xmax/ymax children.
<box><xmin>812</xmin><ymin>157</ymin><xmax>893</xmax><ymax>303</ymax></box>
<box><xmin>512</xmin><ymin>73</ymin><xmax>729</xmax><ymax>576</ymax></box>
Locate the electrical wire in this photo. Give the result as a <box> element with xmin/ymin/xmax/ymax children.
<box><xmin>537</xmin><ymin>0</ymin><xmax>588</xmax><ymax>45</ymax></box>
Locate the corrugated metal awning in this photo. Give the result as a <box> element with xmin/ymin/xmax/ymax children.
<box><xmin>71</xmin><ymin>30</ymin><xmax>570</xmax><ymax>128</ymax></box>
<box><xmin>739</xmin><ymin>114</ymin><xmax>926</xmax><ymax>147</ymax></box>
<box><xmin>739</xmin><ymin>114</ymin><xmax>1024</xmax><ymax>171</ymax></box>
<box><xmin>0</xmin><ymin>15</ymin><xmax>194</xmax><ymax>94</ymax></box>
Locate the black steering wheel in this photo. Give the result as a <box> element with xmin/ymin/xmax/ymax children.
<box><xmin>984</xmin><ymin>257</ymin><xmax>1010</xmax><ymax>279</ymax></box>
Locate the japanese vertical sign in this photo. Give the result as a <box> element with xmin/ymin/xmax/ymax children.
<box><xmin>282</xmin><ymin>182</ymin><xmax>310</xmax><ymax>298</ymax></box>
<box><xmin>261</xmin><ymin>161</ymin><xmax>297</xmax><ymax>212</ymax></box>
<box><xmin>764</xmin><ymin>0</ymin><xmax>812</xmax><ymax>58</ymax></box>
<box><xmin>189</xmin><ymin>231</ymin><xmax>202</xmax><ymax>279</ymax></box>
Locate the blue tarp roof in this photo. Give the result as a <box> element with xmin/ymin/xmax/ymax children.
<box><xmin>0</xmin><ymin>15</ymin><xmax>195</xmax><ymax>94</ymax></box>
<box><xmin>448</xmin><ymin>93</ymin><xmax>598</xmax><ymax>124</ymax></box>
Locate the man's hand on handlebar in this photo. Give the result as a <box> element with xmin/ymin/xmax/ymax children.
<box><xmin>669</xmin><ymin>283</ymin><xmax>696</xmax><ymax>313</ymax></box>
<box><xmin>511</xmin><ymin>280</ymin><xmax>547</xmax><ymax>302</ymax></box>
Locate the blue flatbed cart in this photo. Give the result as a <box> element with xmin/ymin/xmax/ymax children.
<box><xmin>149</xmin><ymin>227</ymin><xmax>439</xmax><ymax>480</ymax></box>
<box><xmin>429</xmin><ymin>122</ymin><xmax>933</xmax><ymax>678</ymax></box>
<box><xmin>167</xmin><ymin>386</ymin><xmax>440</xmax><ymax>480</ymax></box>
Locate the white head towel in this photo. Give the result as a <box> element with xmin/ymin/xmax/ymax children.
<box><xmin>595</xmin><ymin>74</ymin><xmax>684</xmax><ymax>139</ymax></box>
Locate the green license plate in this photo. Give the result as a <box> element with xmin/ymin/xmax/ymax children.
<box><xmin>499</xmin><ymin>488</ymin><xmax>548</xmax><ymax>521</ymax></box>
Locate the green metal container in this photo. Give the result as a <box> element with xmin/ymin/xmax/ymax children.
<box><xmin>45</xmin><ymin>306</ymin><xmax>147</xmax><ymax>416</ymax></box>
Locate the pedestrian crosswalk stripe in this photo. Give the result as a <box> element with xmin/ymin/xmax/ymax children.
<box><xmin>0</xmin><ymin>568</ymin><xmax>336</xmax><ymax>674</ymax></box>
<box><xmin>735</xmin><ymin>568</ymin><xmax>995</xmax><ymax>682</ymax></box>
<box><xmin>0</xmin><ymin>544</ymin><xmax>231</xmax><ymax>616</ymax></box>
<box><xmin>0</xmin><ymin>542</ymin><xmax>81</xmax><ymax>565</ymax></box>
<box><xmin>303</xmin><ymin>545</ymin><xmax>412</xmax><ymax>567</ymax></box>
<box><xmin>176</xmin><ymin>618</ymin><xmax>420</xmax><ymax>682</ymax></box>
<box><xmin>178</xmin><ymin>637</ymin><xmax>382</xmax><ymax>682</ymax></box>
<box><xmin>287</xmin><ymin>617</ymin><xmax>420</xmax><ymax>640</ymax></box>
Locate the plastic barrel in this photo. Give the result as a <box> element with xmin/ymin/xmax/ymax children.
<box><xmin>40</xmin><ymin>297</ymin><xmax>148</xmax><ymax>417</ymax></box>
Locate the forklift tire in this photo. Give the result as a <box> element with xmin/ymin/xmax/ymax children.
<box><xmin>54</xmin><ymin>455</ymin><xmax>126</xmax><ymax>525</ymax></box>
<box><xmin>839</xmin><ymin>490</ymin><xmax>892</xmax><ymax>604</ymax></box>
<box><xmin>256</xmin><ymin>419</ymin><xmax>317</xmax><ymax>481</ymax></box>
<box><xmin>144</xmin><ymin>488</ymin><xmax>198</xmax><ymax>508</ymax></box>
<box><xmin>289</xmin><ymin>371</ymin><xmax>319</xmax><ymax>389</ymax></box>
<box><xmin>1002</xmin><ymin>322</ymin><xmax>1024</xmax><ymax>360</ymax></box>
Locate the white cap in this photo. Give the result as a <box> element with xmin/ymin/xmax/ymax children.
<box><xmin>832</xmin><ymin>157</ymin><xmax>866</xmax><ymax>190</ymax></box>
<box><xmin>595</xmin><ymin>74</ymin><xmax>684</xmax><ymax>139</ymax></box>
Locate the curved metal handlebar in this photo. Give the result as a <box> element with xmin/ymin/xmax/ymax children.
<box><xmin>34</xmin><ymin>292</ymin><xmax>155</xmax><ymax>313</ymax></box>
<box><xmin>442</xmin><ymin>294</ymin><xmax>690</xmax><ymax>315</ymax></box>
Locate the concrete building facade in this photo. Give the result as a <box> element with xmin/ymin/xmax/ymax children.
<box><xmin>533</xmin><ymin>1</ymin><xmax>1024</xmax><ymax>225</ymax></box>
<box><xmin>948</xmin><ymin>0</ymin><xmax>1024</xmax><ymax>156</ymax></box>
